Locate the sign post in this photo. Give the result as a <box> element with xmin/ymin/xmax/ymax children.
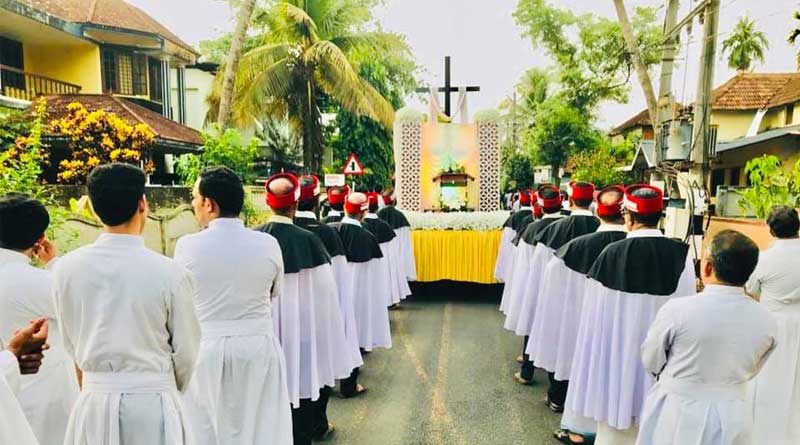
<box><xmin>342</xmin><ymin>153</ymin><xmax>365</xmax><ymax>176</ymax></box>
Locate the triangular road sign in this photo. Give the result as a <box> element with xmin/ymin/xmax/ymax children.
<box><xmin>343</xmin><ymin>152</ymin><xmax>365</xmax><ymax>176</ymax></box>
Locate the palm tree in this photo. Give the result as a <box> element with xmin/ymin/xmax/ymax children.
<box><xmin>212</xmin><ymin>0</ymin><xmax>408</xmax><ymax>173</ymax></box>
<box><xmin>788</xmin><ymin>11</ymin><xmax>800</xmax><ymax>69</ymax></box>
<box><xmin>217</xmin><ymin>0</ymin><xmax>258</xmax><ymax>128</ymax></box>
<box><xmin>723</xmin><ymin>16</ymin><xmax>769</xmax><ymax>72</ymax></box>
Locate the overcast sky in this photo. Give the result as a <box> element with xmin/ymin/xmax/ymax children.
<box><xmin>129</xmin><ymin>0</ymin><xmax>800</xmax><ymax>129</ymax></box>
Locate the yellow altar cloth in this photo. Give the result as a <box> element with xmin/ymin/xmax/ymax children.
<box><xmin>411</xmin><ymin>230</ymin><xmax>501</xmax><ymax>284</ymax></box>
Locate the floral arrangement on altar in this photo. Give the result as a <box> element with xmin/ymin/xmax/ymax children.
<box><xmin>404</xmin><ymin>210</ymin><xmax>509</xmax><ymax>231</ymax></box>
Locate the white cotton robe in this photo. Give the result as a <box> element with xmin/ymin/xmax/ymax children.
<box><xmin>746</xmin><ymin>238</ymin><xmax>800</xmax><ymax>444</ymax></box>
<box><xmin>0</xmin><ymin>349</ymin><xmax>39</xmax><ymax>445</ymax></box>
<box><xmin>396</xmin><ymin>226</ymin><xmax>417</xmax><ymax>282</ymax></box>
<box><xmin>366</xmin><ymin>214</ymin><xmax>410</xmax><ymax>305</ymax></box>
<box><xmin>52</xmin><ymin>233</ymin><xmax>201</xmax><ymax>445</ymax></box>
<box><xmin>494</xmin><ymin>225</ymin><xmax>516</xmax><ymax>284</ymax></box>
<box><xmin>0</xmin><ymin>249</ymin><xmax>79</xmax><ymax>445</ymax></box>
<box><xmin>173</xmin><ymin>218</ymin><xmax>293</xmax><ymax>445</ymax></box>
<box><xmin>637</xmin><ymin>286</ymin><xmax>777</xmax><ymax>445</ymax></box>
<box><xmin>566</xmin><ymin>230</ymin><xmax>696</xmax><ymax>437</ymax></box>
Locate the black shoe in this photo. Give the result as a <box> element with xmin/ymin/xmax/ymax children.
<box><xmin>544</xmin><ymin>397</ymin><xmax>564</xmax><ymax>413</ymax></box>
<box><xmin>553</xmin><ymin>429</ymin><xmax>593</xmax><ymax>444</ymax></box>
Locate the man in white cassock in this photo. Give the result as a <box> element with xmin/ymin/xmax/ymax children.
<box><xmin>0</xmin><ymin>194</ymin><xmax>79</xmax><ymax>445</ymax></box>
<box><xmin>523</xmin><ymin>182</ymin><xmax>600</xmax><ymax>408</ymax></box>
<box><xmin>527</xmin><ymin>186</ymin><xmax>627</xmax><ymax>444</ymax></box>
<box><xmin>746</xmin><ymin>205</ymin><xmax>800</xmax><ymax>444</ymax></box>
<box><xmin>364</xmin><ymin>192</ymin><xmax>410</xmax><ymax>306</ymax></box>
<box><xmin>256</xmin><ymin>173</ymin><xmax>356</xmax><ymax>445</ymax></box>
<box><xmin>378</xmin><ymin>188</ymin><xmax>417</xmax><ymax>283</ymax></box>
<box><xmin>294</xmin><ymin>174</ymin><xmax>362</xmax><ymax>440</ymax></box>
<box><xmin>0</xmin><ymin>318</ymin><xmax>49</xmax><ymax>445</ymax></box>
<box><xmin>566</xmin><ymin>185</ymin><xmax>697</xmax><ymax>445</ymax></box>
<box><xmin>322</xmin><ymin>186</ymin><xmax>349</xmax><ymax>224</ymax></box>
<box><xmin>636</xmin><ymin>230</ymin><xmax>776</xmax><ymax>445</ymax></box>
<box><xmin>173</xmin><ymin>166</ymin><xmax>292</xmax><ymax>445</ymax></box>
<box><xmin>495</xmin><ymin>190</ymin><xmax>533</xmax><ymax>284</ymax></box>
<box><xmin>52</xmin><ymin>163</ymin><xmax>201</xmax><ymax>445</ymax></box>
<box><xmin>333</xmin><ymin>192</ymin><xmax>393</xmax><ymax>398</ymax></box>
<box><xmin>503</xmin><ymin>186</ymin><xmax>564</xmax><ymax>383</ymax></box>
<box><xmin>499</xmin><ymin>191</ymin><xmax>540</xmax><ymax>315</ymax></box>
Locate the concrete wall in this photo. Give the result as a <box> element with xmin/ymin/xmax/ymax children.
<box><xmin>171</xmin><ymin>68</ymin><xmax>214</xmax><ymax>131</ymax></box>
<box><xmin>51</xmin><ymin>185</ymin><xmax>193</xmax><ymax>213</ymax></box>
<box><xmin>712</xmin><ymin>110</ymin><xmax>755</xmax><ymax>141</ymax></box>
<box><xmin>23</xmin><ymin>43</ymin><xmax>102</xmax><ymax>94</ymax></box>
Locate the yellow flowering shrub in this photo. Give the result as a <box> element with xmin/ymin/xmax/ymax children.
<box><xmin>50</xmin><ymin>102</ymin><xmax>156</xmax><ymax>183</ymax></box>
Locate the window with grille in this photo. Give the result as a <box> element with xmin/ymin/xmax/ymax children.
<box><xmin>101</xmin><ymin>48</ymin><xmax>149</xmax><ymax>97</ymax></box>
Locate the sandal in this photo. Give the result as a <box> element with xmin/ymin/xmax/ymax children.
<box><xmin>342</xmin><ymin>384</ymin><xmax>368</xmax><ymax>399</ymax></box>
<box><xmin>516</xmin><ymin>355</ymin><xmax>524</xmax><ymax>364</ymax></box>
<box><xmin>312</xmin><ymin>422</ymin><xmax>336</xmax><ymax>441</ymax></box>
<box><xmin>544</xmin><ymin>396</ymin><xmax>564</xmax><ymax>413</ymax></box>
<box><xmin>553</xmin><ymin>429</ymin><xmax>593</xmax><ymax>444</ymax></box>
<box><xmin>513</xmin><ymin>372</ymin><xmax>533</xmax><ymax>386</ymax></box>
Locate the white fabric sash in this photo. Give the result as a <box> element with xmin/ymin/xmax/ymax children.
<box><xmin>658</xmin><ymin>376</ymin><xmax>746</xmax><ymax>401</ymax></box>
<box><xmin>82</xmin><ymin>372</ymin><xmax>176</xmax><ymax>394</ymax></box>
<box><xmin>200</xmin><ymin>318</ymin><xmax>274</xmax><ymax>340</ymax></box>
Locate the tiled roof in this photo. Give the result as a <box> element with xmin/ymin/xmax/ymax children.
<box><xmin>17</xmin><ymin>0</ymin><xmax>198</xmax><ymax>56</ymax></box>
<box><xmin>609</xmin><ymin>103</ymin><xmax>685</xmax><ymax>136</ymax></box>
<box><xmin>712</xmin><ymin>72</ymin><xmax>800</xmax><ymax>110</ymax></box>
<box><xmin>41</xmin><ymin>94</ymin><xmax>203</xmax><ymax>147</ymax></box>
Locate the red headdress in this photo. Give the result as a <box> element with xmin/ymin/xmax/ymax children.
<box><xmin>265</xmin><ymin>173</ymin><xmax>301</xmax><ymax>210</ymax></box>
<box><xmin>327</xmin><ymin>185</ymin><xmax>350</xmax><ymax>206</ymax></box>
<box><xmin>623</xmin><ymin>184</ymin><xmax>664</xmax><ymax>215</ymax></box>
<box><xmin>569</xmin><ymin>181</ymin><xmax>596</xmax><ymax>201</ymax></box>
<box><xmin>537</xmin><ymin>185</ymin><xmax>562</xmax><ymax>209</ymax></box>
<box><xmin>345</xmin><ymin>192</ymin><xmax>369</xmax><ymax>214</ymax></box>
<box><xmin>366</xmin><ymin>192</ymin><xmax>381</xmax><ymax>209</ymax></box>
<box><xmin>596</xmin><ymin>185</ymin><xmax>625</xmax><ymax>217</ymax></box>
<box><xmin>519</xmin><ymin>190</ymin><xmax>532</xmax><ymax>206</ymax></box>
<box><xmin>299</xmin><ymin>175</ymin><xmax>321</xmax><ymax>201</ymax></box>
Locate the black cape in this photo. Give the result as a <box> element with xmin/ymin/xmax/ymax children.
<box><xmin>588</xmin><ymin>236</ymin><xmax>691</xmax><ymax>296</ymax></box>
<box><xmin>295</xmin><ymin>217</ymin><xmax>346</xmax><ymax>258</ymax></box>
<box><xmin>503</xmin><ymin>209</ymin><xmax>533</xmax><ymax>232</ymax></box>
<box><xmin>515</xmin><ymin>216</ymin><xmax>562</xmax><ymax>246</ymax></box>
<box><xmin>335</xmin><ymin>222</ymin><xmax>384</xmax><ymax>263</ymax></box>
<box><xmin>363</xmin><ymin>217</ymin><xmax>397</xmax><ymax>244</ymax></box>
<box><xmin>255</xmin><ymin>222</ymin><xmax>331</xmax><ymax>274</ymax></box>
<box><xmin>534</xmin><ymin>215</ymin><xmax>601</xmax><ymax>251</ymax></box>
<box><xmin>322</xmin><ymin>214</ymin><xmax>343</xmax><ymax>224</ymax></box>
<box><xmin>377</xmin><ymin>206</ymin><xmax>411</xmax><ymax>230</ymax></box>
<box><xmin>555</xmin><ymin>230</ymin><xmax>628</xmax><ymax>275</ymax></box>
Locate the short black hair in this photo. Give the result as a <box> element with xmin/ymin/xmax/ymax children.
<box><xmin>707</xmin><ymin>229</ymin><xmax>759</xmax><ymax>286</ymax></box>
<box><xmin>767</xmin><ymin>205</ymin><xmax>800</xmax><ymax>239</ymax></box>
<box><xmin>539</xmin><ymin>188</ymin><xmax>561</xmax><ymax>214</ymax></box>
<box><xmin>88</xmin><ymin>163</ymin><xmax>146</xmax><ymax>226</ymax></box>
<box><xmin>198</xmin><ymin>166</ymin><xmax>245</xmax><ymax>217</ymax></box>
<box><xmin>630</xmin><ymin>188</ymin><xmax>662</xmax><ymax>227</ymax></box>
<box><xmin>0</xmin><ymin>193</ymin><xmax>50</xmax><ymax>250</ymax></box>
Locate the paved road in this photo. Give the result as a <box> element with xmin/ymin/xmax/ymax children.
<box><xmin>325</xmin><ymin>296</ymin><xmax>561</xmax><ymax>444</ymax></box>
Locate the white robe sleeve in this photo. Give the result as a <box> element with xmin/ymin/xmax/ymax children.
<box><xmin>676</xmin><ymin>254</ymin><xmax>698</xmax><ymax>297</ymax></box>
<box><xmin>0</xmin><ymin>350</ymin><xmax>20</xmax><ymax>395</ymax></box>
<box><xmin>167</xmin><ymin>268</ymin><xmax>201</xmax><ymax>392</ymax></box>
<box><xmin>271</xmin><ymin>254</ymin><xmax>285</xmax><ymax>301</ymax></box>
<box><xmin>0</xmin><ymin>350</ymin><xmax>38</xmax><ymax>445</ymax></box>
<box><xmin>641</xmin><ymin>301</ymin><xmax>680</xmax><ymax>378</ymax></box>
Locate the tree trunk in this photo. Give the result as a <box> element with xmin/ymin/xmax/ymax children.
<box><xmin>612</xmin><ymin>0</ymin><xmax>659</xmax><ymax>129</ymax></box>
<box><xmin>301</xmin><ymin>75</ymin><xmax>324</xmax><ymax>174</ymax></box>
<box><xmin>217</xmin><ymin>0</ymin><xmax>257</xmax><ymax>129</ymax></box>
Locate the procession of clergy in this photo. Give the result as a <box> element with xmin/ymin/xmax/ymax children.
<box><xmin>495</xmin><ymin>182</ymin><xmax>800</xmax><ymax>445</ymax></box>
<box><xmin>1</xmin><ymin>163</ymin><xmax>800</xmax><ymax>445</ymax></box>
<box><xmin>0</xmin><ymin>163</ymin><xmax>417</xmax><ymax>445</ymax></box>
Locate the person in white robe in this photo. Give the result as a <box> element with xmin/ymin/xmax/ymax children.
<box><xmin>637</xmin><ymin>230</ymin><xmax>776</xmax><ymax>445</ymax></box>
<box><xmin>495</xmin><ymin>190</ymin><xmax>533</xmax><ymax>284</ymax></box>
<box><xmin>365</xmin><ymin>192</ymin><xmax>410</xmax><ymax>306</ymax></box>
<box><xmin>746</xmin><ymin>205</ymin><xmax>800</xmax><ymax>444</ymax></box>
<box><xmin>0</xmin><ymin>318</ymin><xmax>50</xmax><ymax>445</ymax></box>
<box><xmin>333</xmin><ymin>192</ymin><xmax>393</xmax><ymax>398</ymax></box>
<box><xmin>174</xmin><ymin>167</ymin><xmax>292</xmax><ymax>445</ymax></box>
<box><xmin>498</xmin><ymin>192</ymin><xmax>540</xmax><ymax>316</ymax></box>
<box><xmin>527</xmin><ymin>186</ymin><xmax>626</xmax><ymax>444</ymax></box>
<box><xmin>503</xmin><ymin>186</ymin><xmax>564</xmax><ymax>384</ymax></box>
<box><xmin>523</xmin><ymin>182</ymin><xmax>600</xmax><ymax>403</ymax></box>
<box><xmin>565</xmin><ymin>185</ymin><xmax>697</xmax><ymax>445</ymax></box>
<box><xmin>256</xmin><ymin>173</ymin><xmax>357</xmax><ymax>445</ymax></box>
<box><xmin>378</xmin><ymin>189</ymin><xmax>417</xmax><ymax>283</ymax></box>
<box><xmin>0</xmin><ymin>193</ymin><xmax>79</xmax><ymax>445</ymax></box>
<box><xmin>52</xmin><ymin>163</ymin><xmax>201</xmax><ymax>445</ymax></box>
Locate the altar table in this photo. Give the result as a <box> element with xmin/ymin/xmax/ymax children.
<box><xmin>411</xmin><ymin>230</ymin><xmax>501</xmax><ymax>284</ymax></box>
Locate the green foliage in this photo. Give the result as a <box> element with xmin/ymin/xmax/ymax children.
<box><xmin>570</xmin><ymin>138</ymin><xmax>636</xmax><ymax>189</ymax></box>
<box><xmin>514</xmin><ymin>0</ymin><xmax>661</xmax><ymax>113</ymax></box>
<box><xmin>176</xmin><ymin>124</ymin><xmax>260</xmax><ymax>185</ymax></box>
<box><xmin>526</xmin><ymin>98</ymin><xmax>599</xmax><ymax>181</ymax></box>
<box><xmin>198</xmin><ymin>32</ymin><xmax>263</xmax><ymax>65</ymax></box>
<box><xmin>739</xmin><ymin>155</ymin><xmax>800</xmax><ymax>219</ymax></box>
<box><xmin>0</xmin><ymin>108</ymin><xmax>31</xmax><ymax>152</ymax></box>
<box><xmin>788</xmin><ymin>11</ymin><xmax>800</xmax><ymax>68</ymax></box>
<box><xmin>0</xmin><ymin>100</ymin><xmax>49</xmax><ymax>201</ymax></box>
<box><xmin>723</xmin><ymin>16</ymin><xmax>769</xmax><ymax>71</ymax></box>
<box><xmin>501</xmin><ymin>152</ymin><xmax>536</xmax><ymax>192</ymax></box>
<box><xmin>256</xmin><ymin>118</ymin><xmax>302</xmax><ymax>165</ymax></box>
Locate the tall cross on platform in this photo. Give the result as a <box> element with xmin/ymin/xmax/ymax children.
<box><xmin>416</xmin><ymin>56</ymin><xmax>480</xmax><ymax>117</ymax></box>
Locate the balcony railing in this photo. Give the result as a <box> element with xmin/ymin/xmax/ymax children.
<box><xmin>0</xmin><ymin>64</ymin><xmax>81</xmax><ymax>101</ymax></box>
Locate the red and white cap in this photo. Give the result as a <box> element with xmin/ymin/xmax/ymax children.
<box><xmin>596</xmin><ymin>185</ymin><xmax>625</xmax><ymax>217</ymax></box>
<box><xmin>623</xmin><ymin>184</ymin><xmax>664</xmax><ymax>215</ymax></box>
<box><xmin>265</xmin><ymin>173</ymin><xmax>301</xmax><ymax>210</ymax></box>
<box><xmin>531</xmin><ymin>192</ymin><xmax>543</xmax><ymax>217</ymax></box>
<box><xmin>381</xmin><ymin>188</ymin><xmax>396</xmax><ymax>205</ymax></box>
<box><xmin>537</xmin><ymin>185</ymin><xmax>562</xmax><ymax>209</ymax></box>
<box><xmin>366</xmin><ymin>192</ymin><xmax>381</xmax><ymax>208</ymax></box>
<box><xmin>519</xmin><ymin>190</ymin><xmax>532</xmax><ymax>206</ymax></box>
<box><xmin>345</xmin><ymin>192</ymin><xmax>369</xmax><ymax>214</ymax></box>
<box><xmin>299</xmin><ymin>175</ymin><xmax>321</xmax><ymax>201</ymax></box>
<box><xmin>569</xmin><ymin>181</ymin><xmax>595</xmax><ymax>200</ymax></box>
<box><xmin>327</xmin><ymin>185</ymin><xmax>350</xmax><ymax>205</ymax></box>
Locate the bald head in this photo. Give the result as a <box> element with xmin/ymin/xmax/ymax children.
<box><xmin>598</xmin><ymin>189</ymin><xmax>624</xmax><ymax>224</ymax></box>
<box><xmin>268</xmin><ymin>177</ymin><xmax>295</xmax><ymax>195</ymax></box>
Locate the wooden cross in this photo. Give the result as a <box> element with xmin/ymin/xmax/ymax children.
<box><xmin>416</xmin><ymin>56</ymin><xmax>480</xmax><ymax>117</ymax></box>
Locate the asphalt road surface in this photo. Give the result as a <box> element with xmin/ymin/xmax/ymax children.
<box><xmin>325</xmin><ymin>291</ymin><xmax>562</xmax><ymax>445</ymax></box>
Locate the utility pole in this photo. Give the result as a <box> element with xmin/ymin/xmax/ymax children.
<box><xmin>655</xmin><ymin>0</ymin><xmax>681</xmax><ymax>168</ymax></box>
<box><xmin>690</xmin><ymin>0</ymin><xmax>720</xmax><ymax>187</ymax></box>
